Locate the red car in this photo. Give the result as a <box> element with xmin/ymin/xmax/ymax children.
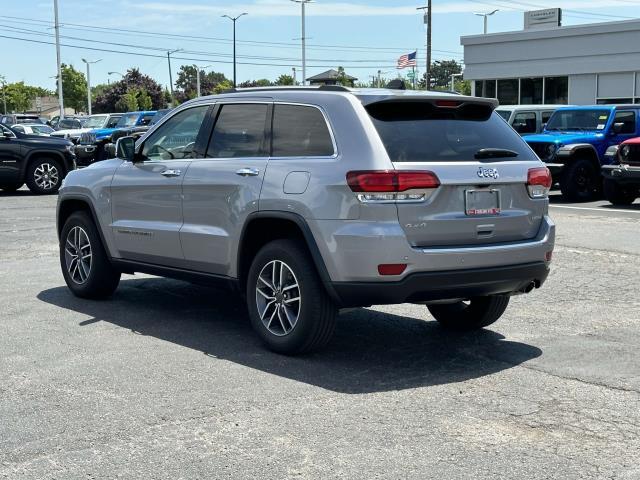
<box><xmin>602</xmin><ymin>137</ymin><xmax>640</xmax><ymax>205</ymax></box>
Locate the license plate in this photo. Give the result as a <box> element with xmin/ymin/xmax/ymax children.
<box><xmin>465</xmin><ymin>189</ymin><xmax>501</xmax><ymax>216</ymax></box>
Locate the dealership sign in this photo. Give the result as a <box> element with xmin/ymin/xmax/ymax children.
<box><xmin>524</xmin><ymin>8</ymin><xmax>562</xmax><ymax>30</ymax></box>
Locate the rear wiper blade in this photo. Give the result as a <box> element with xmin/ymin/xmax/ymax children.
<box><xmin>474</xmin><ymin>148</ymin><xmax>519</xmax><ymax>160</ymax></box>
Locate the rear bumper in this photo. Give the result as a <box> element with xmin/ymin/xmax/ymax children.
<box><xmin>602</xmin><ymin>164</ymin><xmax>640</xmax><ymax>184</ymax></box>
<box><xmin>331</xmin><ymin>262</ymin><xmax>550</xmax><ymax>308</ymax></box>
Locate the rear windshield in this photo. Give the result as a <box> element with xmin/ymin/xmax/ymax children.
<box><xmin>366</xmin><ymin>101</ymin><xmax>534</xmax><ymax>162</ymax></box>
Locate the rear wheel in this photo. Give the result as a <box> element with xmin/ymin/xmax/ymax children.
<box><xmin>246</xmin><ymin>239</ymin><xmax>337</xmax><ymax>355</ymax></box>
<box><xmin>428</xmin><ymin>296</ymin><xmax>510</xmax><ymax>331</ymax></box>
<box><xmin>0</xmin><ymin>182</ymin><xmax>23</xmax><ymax>192</ymax></box>
<box><xmin>603</xmin><ymin>178</ymin><xmax>638</xmax><ymax>206</ymax></box>
<box><xmin>26</xmin><ymin>158</ymin><xmax>63</xmax><ymax>194</ymax></box>
<box><xmin>560</xmin><ymin>159</ymin><xmax>600</xmax><ymax>202</ymax></box>
<box><xmin>60</xmin><ymin>211</ymin><xmax>121</xmax><ymax>299</ymax></box>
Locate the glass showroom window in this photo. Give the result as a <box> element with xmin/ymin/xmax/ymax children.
<box><xmin>520</xmin><ymin>78</ymin><xmax>543</xmax><ymax>104</ymax></box>
<box><xmin>474</xmin><ymin>80</ymin><xmax>485</xmax><ymax>97</ymax></box>
<box><xmin>497</xmin><ymin>79</ymin><xmax>518</xmax><ymax>105</ymax></box>
<box><xmin>485</xmin><ymin>80</ymin><xmax>497</xmax><ymax>98</ymax></box>
<box><xmin>544</xmin><ymin>77</ymin><xmax>568</xmax><ymax>104</ymax></box>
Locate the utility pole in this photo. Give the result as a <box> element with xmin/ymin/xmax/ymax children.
<box><xmin>417</xmin><ymin>1</ymin><xmax>432</xmax><ymax>90</ymax></box>
<box><xmin>291</xmin><ymin>0</ymin><xmax>311</xmax><ymax>86</ymax></box>
<box><xmin>167</xmin><ymin>48</ymin><xmax>182</xmax><ymax>104</ymax></box>
<box><xmin>292</xmin><ymin>67</ymin><xmax>297</xmax><ymax>85</ymax></box>
<box><xmin>377</xmin><ymin>70</ymin><xmax>382</xmax><ymax>88</ymax></box>
<box><xmin>474</xmin><ymin>10</ymin><xmax>499</xmax><ymax>34</ymax></box>
<box><xmin>194</xmin><ymin>64</ymin><xmax>212</xmax><ymax>97</ymax></box>
<box><xmin>222</xmin><ymin>13</ymin><xmax>248</xmax><ymax>87</ymax></box>
<box><xmin>53</xmin><ymin>0</ymin><xmax>64</xmax><ymax>119</ymax></box>
<box><xmin>0</xmin><ymin>76</ymin><xmax>6</xmax><ymax>114</ymax></box>
<box><xmin>82</xmin><ymin>58</ymin><xmax>101</xmax><ymax>115</ymax></box>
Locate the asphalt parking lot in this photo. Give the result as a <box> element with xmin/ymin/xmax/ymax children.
<box><xmin>1</xmin><ymin>188</ymin><xmax>639</xmax><ymax>479</ymax></box>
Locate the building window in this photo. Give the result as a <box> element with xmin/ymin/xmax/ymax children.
<box><xmin>544</xmin><ymin>77</ymin><xmax>568</xmax><ymax>104</ymax></box>
<box><xmin>520</xmin><ymin>78</ymin><xmax>543</xmax><ymax>104</ymax></box>
<box><xmin>597</xmin><ymin>98</ymin><xmax>633</xmax><ymax>105</ymax></box>
<box><xmin>497</xmin><ymin>79</ymin><xmax>518</xmax><ymax>105</ymax></box>
<box><xmin>485</xmin><ymin>80</ymin><xmax>496</xmax><ymax>98</ymax></box>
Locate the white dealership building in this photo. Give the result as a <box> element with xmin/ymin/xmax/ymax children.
<box><xmin>461</xmin><ymin>9</ymin><xmax>640</xmax><ymax>105</ymax></box>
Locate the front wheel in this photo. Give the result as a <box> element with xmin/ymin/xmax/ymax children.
<box><xmin>603</xmin><ymin>178</ymin><xmax>637</xmax><ymax>206</ymax></box>
<box><xmin>246</xmin><ymin>239</ymin><xmax>337</xmax><ymax>355</ymax></box>
<box><xmin>560</xmin><ymin>159</ymin><xmax>600</xmax><ymax>202</ymax></box>
<box><xmin>60</xmin><ymin>211</ymin><xmax>121</xmax><ymax>299</ymax></box>
<box><xmin>428</xmin><ymin>296</ymin><xmax>510</xmax><ymax>331</ymax></box>
<box><xmin>26</xmin><ymin>158</ymin><xmax>63</xmax><ymax>194</ymax></box>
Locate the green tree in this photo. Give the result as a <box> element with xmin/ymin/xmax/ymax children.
<box><xmin>214</xmin><ymin>80</ymin><xmax>234</xmax><ymax>94</ymax></box>
<box><xmin>94</xmin><ymin>68</ymin><xmax>165</xmax><ymax>113</ymax></box>
<box><xmin>0</xmin><ymin>81</ymin><xmax>53</xmax><ymax>113</ymax></box>
<box><xmin>59</xmin><ymin>64</ymin><xmax>87</xmax><ymax>112</ymax></box>
<box><xmin>335</xmin><ymin>67</ymin><xmax>351</xmax><ymax>87</ymax></box>
<box><xmin>115</xmin><ymin>89</ymin><xmax>138</xmax><ymax>112</ymax></box>
<box><xmin>419</xmin><ymin>59</ymin><xmax>463</xmax><ymax>90</ymax></box>
<box><xmin>275</xmin><ymin>74</ymin><xmax>295</xmax><ymax>86</ymax></box>
<box><xmin>175</xmin><ymin>65</ymin><xmax>229</xmax><ymax>101</ymax></box>
<box><xmin>454</xmin><ymin>79</ymin><xmax>472</xmax><ymax>95</ymax></box>
<box><xmin>138</xmin><ymin>89</ymin><xmax>153</xmax><ymax>110</ymax></box>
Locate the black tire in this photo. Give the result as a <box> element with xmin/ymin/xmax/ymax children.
<box><xmin>603</xmin><ymin>178</ymin><xmax>637</xmax><ymax>206</ymax></box>
<box><xmin>25</xmin><ymin>157</ymin><xmax>64</xmax><ymax>194</ymax></box>
<box><xmin>246</xmin><ymin>239</ymin><xmax>337</xmax><ymax>355</ymax></box>
<box><xmin>0</xmin><ymin>182</ymin><xmax>23</xmax><ymax>192</ymax></box>
<box><xmin>560</xmin><ymin>159</ymin><xmax>600</xmax><ymax>202</ymax></box>
<box><xmin>428</xmin><ymin>295</ymin><xmax>510</xmax><ymax>331</ymax></box>
<box><xmin>60</xmin><ymin>211</ymin><xmax>121</xmax><ymax>299</ymax></box>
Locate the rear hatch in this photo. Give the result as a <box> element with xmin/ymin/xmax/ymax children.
<box><xmin>365</xmin><ymin>98</ymin><xmax>546</xmax><ymax>248</ymax></box>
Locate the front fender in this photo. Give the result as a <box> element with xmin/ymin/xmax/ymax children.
<box><xmin>556</xmin><ymin>143</ymin><xmax>599</xmax><ymax>158</ymax></box>
<box><xmin>22</xmin><ymin>149</ymin><xmax>71</xmax><ymax>177</ymax></box>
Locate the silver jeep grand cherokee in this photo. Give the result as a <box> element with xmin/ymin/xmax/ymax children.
<box><xmin>57</xmin><ymin>86</ymin><xmax>555</xmax><ymax>354</ymax></box>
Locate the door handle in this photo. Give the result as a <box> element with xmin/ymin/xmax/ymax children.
<box><xmin>161</xmin><ymin>169</ymin><xmax>181</xmax><ymax>177</ymax></box>
<box><xmin>236</xmin><ymin>167</ymin><xmax>260</xmax><ymax>177</ymax></box>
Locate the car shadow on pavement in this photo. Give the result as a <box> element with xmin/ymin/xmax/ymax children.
<box><xmin>38</xmin><ymin>278</ymin><xmax>542</xmax><ymax>394</ymax></box>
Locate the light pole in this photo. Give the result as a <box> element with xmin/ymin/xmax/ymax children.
<box><xmin>222</xmin><ymin>13</ymin><xmax>248</xmax><ymax>87</ymax></box>
<box><xmin>450</xmin><ymin>73</ymin><xmax>463</xmax><ymax>92</ymax></box>
<box><xmin>291</xmin><ymin>0</ymin><xmax>311</xmax><ymax>86</ymax></box>
<box><xmin>82</xmin><ymin>58</ymin><xmax>101</xmax><ymax>115</ymax></box>
<box><xmin>474</xmin><ymin>9</ymin><xmax>499</xmax><ymax>34</ymax></box>
<box><xmin>107</xmin><ymin>71</ymin><xmax>124</xmax><ymax>85</ymax></box>
<box><xmin>167</xmin><ymin>48</ymin><xmax>183</xmax><ymax>104</ymax></box>
<box><xmin>292</xmin><ymin>67</ymin><xmax>297</xmax><ymax>85</ymax></box>
<box><xmin>194</xmin><ymin>64</ymin><xmax>212</xmax><ymax>97</ymax></box>
<box><xmin>53</xmin><ymin>0</ymin><xmax>64</xmax><ymax>119</ymax></box>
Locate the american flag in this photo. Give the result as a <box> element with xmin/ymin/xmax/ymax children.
<box><xmin>397</xmin><ymin>51</ymin><xmax>417</xmax><ymax>69</ymax></box>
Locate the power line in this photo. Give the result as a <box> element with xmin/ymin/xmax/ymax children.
<box><xmin>0</xmin><ymin>14</ymin><xmax>464</xmax><ymax>56</ymax></box>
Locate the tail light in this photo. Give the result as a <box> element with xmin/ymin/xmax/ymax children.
<box><xmin>527</xmin><ymin>167</ymin><xmax>552</xmax><ymax>199</ymax></box>
<box><xmin>346</xmin><ymin>170</ymin><xmax>440</xmax><ymax>203</ymax></box>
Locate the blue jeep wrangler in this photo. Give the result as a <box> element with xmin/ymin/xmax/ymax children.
<box><xmin>525</xmin><ymin>105</ymin><xmax>640</xmax><ymax>201</ymax></box>
<box><xmin>75</xmin><ymin>111</ymin><xmax>156</xmax><ymax>166</ymax></box>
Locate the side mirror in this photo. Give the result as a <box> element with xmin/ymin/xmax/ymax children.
<box><xmin>116</xmin><ymin>136</ymin><xmax>137</xmax><ymax>162</ymax></box>
<box><xmin>612</xmin><ymin>122</ymin><xmax>625</xmax><ymax>135</ymax></box>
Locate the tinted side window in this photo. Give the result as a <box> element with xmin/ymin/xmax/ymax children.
<box><xmin>512</xmin><ymin>112</ymin><xmax>536</xmax><ymax>134</ymax></box>
<box><xmin>107</xmin><ymin>116</ymin><xmax>120</xmax><ymax>128</ymax></box>
<box><xmin>272</xmin><ymin>104</ymin><xmax>334</xmax><ymax>157</ymax></box>
<box><xmin>614</xmin><ymin>111</ymin><xmax>636</xmax><ymax>134</ymax></box>
<box><xmin>141</xmin><ymin>105</ymin><xmax>208</xmax><ymax>161</ymax></box>
<box><xmin>541</xmin><ymin>111</ymin><xmax>553</xmax><ymax>124</ymax></box>
<box><xmin>207</xmin><ymin>104</ymin><xmax>268</xmax><ymax>158</ymax></box>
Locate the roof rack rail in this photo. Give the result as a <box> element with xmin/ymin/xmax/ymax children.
<box><xmin>217</xmin><ymin>85</ymin><xmax>353</xmax><ymax>95</ymax></box>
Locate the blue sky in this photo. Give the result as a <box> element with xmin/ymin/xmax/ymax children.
<box><xmin>3</xmin><ymin>0</ymin><xmax>640</xmax><ymax>90</ymax></box>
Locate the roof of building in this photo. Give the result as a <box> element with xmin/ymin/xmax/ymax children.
<box><xmin>306</xmin><ymin>69</ymin><xmax>357</xmax><ymax>82</ymax></box>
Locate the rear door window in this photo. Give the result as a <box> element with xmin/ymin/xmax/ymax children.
<box><xmin>512</xmin><ymin>112</ymin><xmax>537</xmax><ymax>134</ymax></box>
<box><xmin>207</xmin><ymin>104</ymin><xmax>269</xmax><ymax>158</ymax></box>
<box><xmin>272</xmin><ymin>104</ymin><xmax>335</xmax><ymax>157</ymax></box>
<box><xmin>366</xmin><ymin>101</ymin><xmax>534</xmax><ymax>162</ymax></box>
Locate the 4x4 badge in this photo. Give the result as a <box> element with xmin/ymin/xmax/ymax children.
<box><xmin>477</xmin><ymin>167</ymin><xmax>499</xmax><ymax>180</ymax></box>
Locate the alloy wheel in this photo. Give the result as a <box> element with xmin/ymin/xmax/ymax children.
<box><xmin>255</xmin><ymin>260</ymin><xmax>301</xmax><ymax>337</ymax></box>
<box><xmin>64</xmin><ymin>226</ymin><xmax>92</xmax><ymax>285</ymax></box>
<box><xmin>34</xmin><ymin>163</ymin><xmax>60</xmax><ymax>191</ymax></box>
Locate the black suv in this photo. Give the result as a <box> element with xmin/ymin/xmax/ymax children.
<box><xmin>0</xmin><ymin>124</ymin><xmax>76</xmax><ymax>194</ymax></box>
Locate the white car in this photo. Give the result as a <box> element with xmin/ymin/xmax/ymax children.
<box><xmin>10</xmin><ymin>123</ymin><xmax>55</xmax><ymax>136</ymax></box>
<box><xmin>495</xmin><ymin>105</ymin><xmax>568</xmax><ymax>136</ymax></box>
<box><xmin>50</xmin><ymin>113</ymin><xmax>122</xmax><ymax>143</ymax></box>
